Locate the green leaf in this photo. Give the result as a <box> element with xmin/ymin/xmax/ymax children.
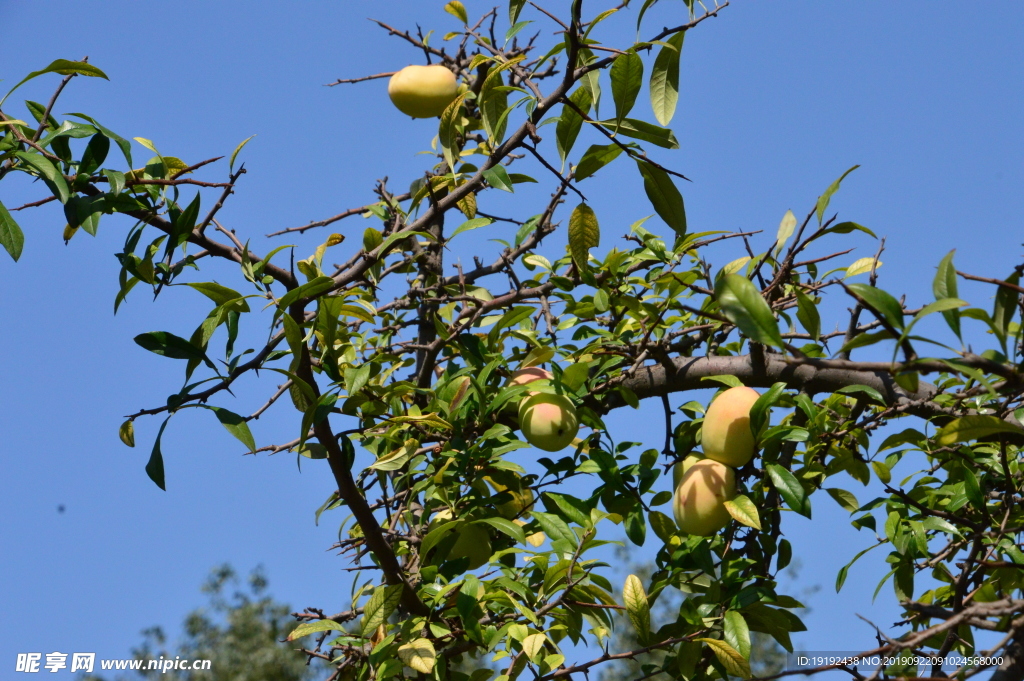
<box><xmin>450</xmin><ymin>217</ymin><xmax>493</xmax><ymax>240</ymax></box>
<box><xmin>825</xmin><ymin>487</ymin><xmax>859</xmax><ymax>513</ymax></box>
<box><xmin>816</xmin><ymin>165</ymin><xmax>859</xmax><ymax>224</ymax></box>
<box><xmin>119</xmin><ymin>419</ymin><xmax>135</xmax><ymax>448</ymax></box>
<box><xmin>556</xmin><ymin>87</ymin><xmax>592</xmax><ymax>165</ymax></box>
<box><xmin>477</xmin><ymin>516</ymin><xmax>526</xmax><ymax>544</ymax></box>
<box><xmin>480</xmin><ymin>64</ymin><xmax>513</xmax><ymax>144</ymax></box>
<box><xmin>483</xmin><ymin>165</ymin><xmax>514</xmax><ymax>192</ymax></box>
<box><xmin>715</xmin><ymin>274</ymin><xmax>784</xmax><ymax>349</ymax></box>
<box><xmin>68</xmin><ymin>113</ymin><xmax>133</xmax><ymax>166</ymax></box>
<box><xmin>636</xmin><ymin>160</ymin><xmax>686</xmax><ymax>237</ymax></box>
<box><xmin>370</xmin><ymin>439</ymin><xmax>418</xmax><ymax>472</ymax></box>
<box><xmin>835</xmin><ymin>541</ymin><xmax>883</xmax><ymax>592</ymax></box>
<box><xmin>574</xmin><ymin>143</ymin><xmax>623</xmax><ymax>181</ymax></box>
<box><xmin>845</xmin><ymin>283</ymin><xmax>904</xmax><ymax>331</ymax></box>
<box><xmin>963</xmin><ymin>466</ymin><xmax>984</xmax><ymax>509</ymax></box>
<box><xmin>836</xmin><ymin>329</ymin><xmax>894</xmax><ymax>355</ymax></box>
<box><xmin>568</xmin><ymin>203</ymin><xmax>600</xmax><ymax>269</ymax></box>
<box><xmin>993</xmin><ymin>272</ymin><xmax>1020</xmax><ymax>346</ymax></box>
<box><xmin>420</xmin><ymin>521</ymin><xmax>460</xmax><ymax>557</ymax></box>
<box><xmin>229</xmin><ymin>134</ymin><xmax>256</xmax><ymax>173</ymax></box>
<box><xmin>933</xmin><ymin>250</ymin><xmax>961</xmax><ymax>338</ymax></box>
<box><xmin>724</xmin><ymin>495</ymin><xmax>761</xmax><ymax>530</ymax></box>
<box><xmin>648</xmin><ymin>510</ymin><xmax>678</xmax><ymax>542</ymax></box>
<box><xmin>1</xmin><ymin>59</ymin><xmax>109</xmax><ymax>108</ymax></box>
<box><xmin>636</xmin><ymin>0</ymin><xmax>660</xmax><ymax>33</ymax></box>
<box><xmin>79</xmin><ymin>133</ymin><xmax>110</xmax><ymax>175</ymax></box>
<box><xmin>187</xmin><ymin>282</ymin><xmax>250</xmax><ymax>311</ymax></box>
<box><xmin>134</xmin><ymin>331</ymin><xmax>212</xmax><ymax>367</ymax></box>
<box><xmin>622</xmin><ymin>574</ymin><xmax>651</xmax><ymax>643</ymax></box>
<box><xmin>439</xmin><ymin>93</ymin><xmax>468</xmax><ymax>171</ymax></box>
<box><xmin>835</xmin><ymin>385</ymin><xmax>884</xmax><ymax>406</ymax></box>
<box><xmin>610</xmin><ymin>50</ymin><xmax>643</xmax><ymax>128</ymax></box>
<box><xmin>543</xmin><ymin>491</ymin><xmax>591</xmax><ymax>528</ymax></box>
<box><xmin>277</xmin><ymin>276</ymin><xmax>335</xmax><ymax>311</ymax></box>
<box><xmin>531</xmin><ymin>511</ymin><xmax>576</xmax><ymax>547</ymax></box>
<box><xmin>398</xmin><ymin>638</ymin><xmax>437</xmax><ymax>674</ymax></box>
<box><xmin>146</xmin><ymin>419</ymin><xmax>170</xmax><ymax>491</ymax></box>
<box><xmin>595</xmin><ymin>118</ymin><xmax>679</xmax><ymax>148</ymax></box>
<box><xmin>509</xmin><ymin>0</ymin><xmax>527</xmax><ymax>24</ymax></box>
<box><xmin>698</xmin><ymin>638</ymin><xmax>750</xmax><ymax>679</ymax></box>
<box><xmin>777</xmin><ymin>539</ymin><xmax>792</xmax><ymax>570</ymax></box>
<box><xmin>361</xmin><ymin>584</ymin><xmax>403</xmax><ymax>636</ymax></box>
<box><xmin>15</xmin><ymin>151</ymin><xmax>70</xmax><ymax>203</ymax></box>
<box><xmin>935</xmin><ymin>415</ymin><xmax>1024</xmax><ymax>446</ymax></box>
<box><xmin>765</xmin><ymin>463</ymin><xmax>810</xmax><ymax>518</ymax></box>
<box><xmin>749</xmin><ymin>382</ymin><xmax>785</xmax><ymax>435</ymax></box>
<box><xmin>209</xmin><ymin>406</ymin><xmax>256</xmax><ymax>452</ymax></box>
<box><xmin>649</xmin><ymin>31</ymin><xmax>684</xmax><ymax>126</ymax></box>
<box><xmin>871</xmin><ymin>460</ymin><xmax>891</xmax><ymax>484</ymax></box>
<box><xmin>287</xmin><ymin>619</ymin><xmax>342</xmax><ymax>641</ymax></box>
<box><xmin>724</xmin><ymin>611</ymin><xmax>751</xmax><ymax>660</ymax></box>
<box><xmin>794</xmin><ymin>289</ymin><xmax>820</xmax><ymax>340</ymax></box>
<box><xmin>105</xmin><ymin>169</ymin><xmax>125</xmax><ymax>197</ymax></box>
<box><xmin>0</xmin><ymin>199</ymin><xmax>25</xmax><ymax>262</ymax></box>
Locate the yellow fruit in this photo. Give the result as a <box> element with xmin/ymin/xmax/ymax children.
<box><xmin>518</xmin><ymin>393</ymin><xmax>579</xmax><ymax>452</ymax></box>
<box><xmin>388</xmin><ymin>65</ymin><xmax>458</xmax><ymax>118</ymax></box>
<box><xmin>449</xmin><ymin>523</ymin><xmax>491</xmax><ymax>569</ymax></box>
<box><xmin>509</xmin><ymin>367</ymin><xmax>552</xmax><ymax>387</ymax></box>
<box><xmin>673</xmin><ymin>459</ymin><xmax>736</xmax><ymax>536</ymax></box>
<box><xmin>672</xmin><ymin>455</ymin><xmax>704</xmax><ymax>488</ymax></box>
<box><xmin>701</xmin><ymin>386</ymin><xmax>761</xmax><ymax>467</ymax></box>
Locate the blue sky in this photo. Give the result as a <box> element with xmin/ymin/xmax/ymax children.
<box><xmin>2</xmin><ymin>0</ymin><xmax>1023</xmax><ymax>676</ymax></box>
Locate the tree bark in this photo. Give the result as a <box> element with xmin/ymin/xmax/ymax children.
<box><xmin>607</xmin><ymin>353</ymin><xmax>954</xmax><ymax>421</ymax></box>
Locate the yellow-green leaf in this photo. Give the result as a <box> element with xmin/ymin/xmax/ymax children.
<box><xmin>398</xmin><ymin>638</ymin><xmax>436</xmax><ymax>673</ymax></box>
<box><xmin>723</xmin><ymin>495</ymin><xmax>761</xmax><ymax>530</ymax></box>
<box><xmin>444</xmin><ymin>0</ymin><xmax>469</xmax><ymax>24</ymax></box>
<box><xmin>622</xmin><ymin>574</ymin><xmax>650</xmax><ymax>642</ymax></box>
<box><xmin>698</xmin><ymin>638</ymin><xmax>751</xmax><ymax>679</ymax></box>
<box><xmin>229</xmin><ymin>134</ymin><xmax>255</xmax><ymax>173</ymax></box>
<box><xmin>568</xmin><ymin>203</ymin><xmax>600</xmax><ymax>270</ymax></box>
<box><xmin>775</xmin><ymin>209</ymin><xmax>797</xmax><ymax>254</ymax></box>
<box><xmin>846</xmin><ymin>257</ymin><xmax>882</xmax><ymax>278</ymax></box>
<box><xmin>119</xmin><ymin>420</ymin><xmax>135</xmax><ymax>448</ymax></box>
<box><xmin>287</xmin><ymin>618</ymin><xmax>342</xmax><ymax>641</ymax></box>
<box><xmin>522</xmin><ymin>633</ymin><xmax>546</xmax><ymax>662</ymax></box>
<box><xmin>935</xmin><ymin>415</ymin><xmax>1024</xmax><ymax>446</ymax></box>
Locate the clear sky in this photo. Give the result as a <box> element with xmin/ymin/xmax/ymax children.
<box><xmin>2</xmin><ymin>0</ymin><xmax>1023</xmax><ymax>676</ymax></box>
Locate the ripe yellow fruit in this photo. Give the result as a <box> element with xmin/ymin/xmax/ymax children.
<box><xmin>701</xmin><ymin>386</ymin><xmax>761</xmax><ymax>468</ymax></box>
<box><xmin>448</xmin><ymin>523</ymin><xmax>491</xmax><ymax>569</ymax></box>
<box><xmin>388</xmin><ymin>65</ymin><xmax>458</xmax><ymax>118</ymax></box>
<box><xmin>673</xmin><ymin>459</ymin><xmax>736</xmax><ymax>536</ymax></box>
<box><xmin>519</xmin><ymin>393</ymin><xmax>579</xmax><ymax>452</ymax></box>
<box><xmin>509</xmin><ymin>367</ymin><xmax>552</xmax><ymax>387</ymax></box>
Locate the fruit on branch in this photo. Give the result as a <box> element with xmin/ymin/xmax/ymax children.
<box><xmin>448</xmin><ymin>522</ymin><xmax>491</xmax><ymax>569</ymax></box>
<box><xmin>672</xmin><ymin>454</ymin><xmax>704</xmax><ymax>488</ymax></box>
<box><xmin>509</xmin><ymin>367</ymin><xmax>552</xmax><ymax>387</ymax></box>
<box><xmin>701</xmin><ymin>386</ymin><xmax>761</xmax><ymax>467</ymax></box>
<box><xmin>673</xmin><ymin>459</ymin><xmax>736</xmax><ymax>536</ymax></box>
<box><xmin>518</xmin><ymin>393</ymin><xmax>579</xmax><ymax>452</ymax></box>
<box><xmin>387</xmin><ymin>65</ymin><xmax>459</xmax><ymax>118</ymax></box>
